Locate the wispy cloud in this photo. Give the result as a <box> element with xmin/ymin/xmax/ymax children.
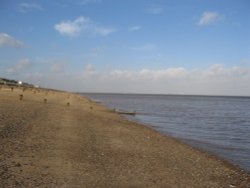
<box><xmin>78</xmin><ymin>0</ymin><xmax>102</xmax><ymax>5</ymax></box>
<box><xmin>0</xmin><ymin>33</ymin><xmax>24</xmax><ymax>48</ymax></box>
<box><xmin>54</xmin><ymin>16</ymin><xmax>115</xmax><ymax>37</ymax></box>
<box><xmin>95</xmin><ymin>27</ymin><xmax>114</xmax><ymax>36</ymax></box>
<box><xmin>30</xmin><ymin>64</ymin><xmax>250</xmax><ymax>95</ymax></box>
<box><xmin>50</xmin><ymin>63</ymin><xmax>65</xmax><ymax>73</ymax></box>
<box><xmin>145</xmin><ymin>4</ymin><xmax>163</xmax><ymax>15</ymax></box>
<box><xmin>82</xmin><ymin>63</ymin><xmax>96</xmax><ymax>77</ymax></box>
<box><xmin>11</xmin><ymin>59</ymin><xmax>250</xmax><ymax>96</ymax></box>
<box><xmin>87</xmin><ymin>64</ymin><xmax>250</xmax><ymax>95</ymax></box>
<box><xmin>18</xmin><ymin>3</ymin><xmax>43</xmax><ymax>13</ymax></box>
<box><xmin>129</xmin><ymin>25</ymin><xmax>142</xmax><ymax>32</ymax></box>
<box><xmin>55</xmin><ymin>0</ymin><xmax>102</xmax><ymax>7</ymax></box>
<box><xmin>130</xmin><ymin>43</ymin><xmax>157</xmax><ymax>51</ymax></box>
<box><xmin>198</xmin><ymin>11</ymin><xmax>223</xmax><ymax>26</ymax></box>
<box><xmin>87</xmin><ymin>47</ymin><xmax>104</xmax><ymax>58</ymax></box>
<box><xmin>54</xmin><ymin>17</ymin><xmax>89</xmax><ymax>37</ymax></box>
<box><xmin>6</xmin><ymin>58</ymin><xmax>32</xmax><ymax>74</ymax></box>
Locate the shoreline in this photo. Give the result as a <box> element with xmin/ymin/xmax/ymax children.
<box><xmin>83</xmin><ymin>93</ymin><xmax>250</xmax><ymax>174</ymax></box>
<box><xmin>1</xmin><ymin>86</ymin><xmax>250</xmax><ymax>187</ymax></box>
<box><xmin>121</xmin><ymin>116</ymin><xmax>249</xmax><ymax>172</ymax></box>
<box><xmin>97</xmin><ymin>106</ymin><xmax>250</xmax><ymax>187</ymax></box>
<box><xmin>79</xmin><ymin>92</ymin><xmax>250</xmax><ymax>99</ymax></box>
<box><xmin>125</xmin><ymin>117</ymin><xmax>250</xmax><ymax>174</ymax></box>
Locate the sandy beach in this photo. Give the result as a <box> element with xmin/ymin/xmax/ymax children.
<box><xmin>0</xmin><ymin>86</ymin><xmax>249</xmax><ymax>188</ymax></box>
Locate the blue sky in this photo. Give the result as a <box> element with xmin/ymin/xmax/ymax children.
<box><xmin>1</xmin><ymin>0</ymin><xmax>250</xmax><ymax>95</ymax></box>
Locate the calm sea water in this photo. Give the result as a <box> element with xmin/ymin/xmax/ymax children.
<box><xmin>82</xmin><ymin>93</ymin><xmax>250</xmax><ymax>172</ymax></box>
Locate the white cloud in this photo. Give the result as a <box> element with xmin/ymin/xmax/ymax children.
<box><xmin>8</xmin><ymin>60</ymin><xmax>250</xmax><ymax>96</ymax></box>
<box><xmin>129</xmin><ymin>25</ymin><xmax>142</xmax><ymax>32</ymax></box>
<box><xmin>54</xmin><ymin>16</ymin><xmax>115</xmax><ymax>37</ymax></box>
<box><xmin>198</xmin><ymin>11</ymin><xmax>223</xmax><ymax>26</ymax></box>
<box><xmin>63</xmin><ymin>64</ymin><xmax>250</xmax><ymax>95</ymax></box>
<box><xmin>139</xmin><ymin>68</ymin><xmax>188</xmax><ymax>80</ymax></box>
<box><xmin>93</xmin><ymin>65</ymin><xmax>250</xmax><ymax>95</ymax></box>
<box><xmin>54</xmin><ymin>16</ymin><xmax>89</xmax><ymax>37</ymax></box>
<box><xmin>131</xmin><ymin>43</ymin><xmax>157</xmax><ymax>51</ymax></box>
<box><xmin>18</xmin><ymin>3</ymin><xmax>43</xmax><ymax>13</ymax></box>
<box><xmin>145</xmin><ymin>4</ymin><xmax>163</xmax><ymax>14</ymax></box>
<box><xmin>0</xmin><ymin>33</ymin><xmax>24</xmax><ymax>48</ymax></box>
<box><xmin>7</xmin><ymin>59</ymin><xmax>32</xmax><ymax>74</ymax></box>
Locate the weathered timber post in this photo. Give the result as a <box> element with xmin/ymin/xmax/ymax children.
<box><xmin>19</xmin><ymin>94</ymin><xmax>23</xmax><ymax>101</ymax></box>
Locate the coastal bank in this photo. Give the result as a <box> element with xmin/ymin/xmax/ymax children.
<box><xmin>0</xmin><ymin>86</ymin><xmax>249</xmax><ymax>187</ymax></box>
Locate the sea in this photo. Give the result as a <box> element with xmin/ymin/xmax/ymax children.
<box><xmin>82</xmin><ymin>93</ymin><xmax>250</xmax><ymax>172</ymax></box>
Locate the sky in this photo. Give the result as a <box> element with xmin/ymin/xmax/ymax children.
<box><xmin>0</xmin><ymin>0</ymin><xmax>250</xmax><ymax>96</ymax></box>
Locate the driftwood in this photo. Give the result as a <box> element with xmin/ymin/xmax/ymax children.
<box><xmin>113</xmin><ymin>108</ymin><xmax>136</xmax><ymax>116</ymax></box>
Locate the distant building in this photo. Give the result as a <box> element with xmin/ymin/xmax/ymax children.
<box><xmin>0</xmin><ymin>77</ymin><xmax>35</xmax><ymax>88</ymax></box>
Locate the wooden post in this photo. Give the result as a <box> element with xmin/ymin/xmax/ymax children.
<box><xmin>44</xmin><ymin>98</ymin><xmax>47</xmax><ymax>103</ymax></box>
<box><xmin>19</xmin><ymin>94</ymin><xmax>23</xmax><ymax>101</ymax></box>
<box><xmin>67</xmin><ymin>102</ymin><xmax>70</xmax><ymax>106</ymax></box>
<box><xmin>11</xmin><ymin>87</ymin><xmax>14</xmax><ymax>92</ymax></box>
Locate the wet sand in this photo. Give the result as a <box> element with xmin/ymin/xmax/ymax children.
<box><xmin>0</xmin><ymin>86</ymin><xmax>249</xmax><ymax>188</ymax></box>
